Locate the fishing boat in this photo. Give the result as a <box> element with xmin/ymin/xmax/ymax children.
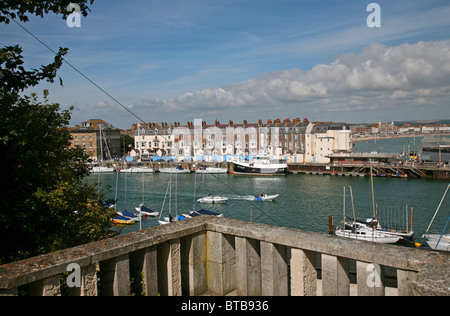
<box><xmin>196</xmin><ymin>166</ymin><xmax>228</xmax><ymax>174</ymax></box>
<box><xmin>423</xmin><ymin>183</ymin><xmax>450</xmax><ymax>252</ymax></box>
<box><xmin>159</xmin><ymin>166</ymin><xmax>191</xmax><ymax>173</ymax></box>
<box><xmin>197</xmin><ymin>195</ymin><xmax>228</xmax><ymax>204</ymax></box>
<box><xmin>135</xmin><ymin>204</ymin><xmax>159</xmax><ymax>217</ymax></box>
<box><xmin>249</xmin><ymin>193</ymin><xmax>279</xmax><ymax>201</ymax></box>
<box><xmin>229</xmin><ymin>155</ymin><xmax>288</xmax><ymax>175</ymax></box>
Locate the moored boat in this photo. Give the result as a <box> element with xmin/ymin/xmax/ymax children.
<box><xmin>229</xmin><ymin>155</ymin><xmax>287</xmax><ymax>175</ymax></box>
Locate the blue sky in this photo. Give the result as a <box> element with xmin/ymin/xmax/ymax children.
<box><xmin>1</xmin><ymin>0</ymin><xmax>450</xmax><ymax>128</ymax></box>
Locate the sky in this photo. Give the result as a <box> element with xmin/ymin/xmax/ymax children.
<box><xmin>1</xmin><ymin>0</ymin><xmax>450</xmax><ymax>129</ymax></box>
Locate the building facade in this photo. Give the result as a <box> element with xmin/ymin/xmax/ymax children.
<box><xmin>131</xmin><ymin>118</ymin><xmax>353</xmax><ymax>163</ymax></box>
<box><xmin>68</xmin><ymin>119</ymin><xmax>121</xmax><ymax>161</ymax></box>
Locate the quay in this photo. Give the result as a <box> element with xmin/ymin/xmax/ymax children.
<box><xmin>103</xmin><ymin>160</ymin><xmax>450</xmax><ymax>179</ymax></box>
<box><xmin>0</xmin><ymin>216</ymin><xmax>448</xmax><ymax>296</ymax></box>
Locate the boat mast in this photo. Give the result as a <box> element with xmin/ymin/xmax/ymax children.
<box><xmin>370</xmin><ymin>160</ymin><xmax>378</xmax><ymax>226</ymax></box>
<box><xmin>425</xmin><ymin>183</ymin><xmax>450</xmax><ymax>234</ymax></box>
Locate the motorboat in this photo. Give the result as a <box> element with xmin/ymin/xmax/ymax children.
<box><xmin>250</xmin><ymin>193</ymin><xmax>279</xmax><ymax>201</ymax></box>
<box><xmin>197</xmin><ymin>195</ymin><xmax>228</xmax><ymax>204</ymax></box>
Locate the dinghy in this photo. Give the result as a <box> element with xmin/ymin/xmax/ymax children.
<box><xmin>135</xmin><ymin>204</ymin><xmax>159</xmax><ymax>217</ymax></box>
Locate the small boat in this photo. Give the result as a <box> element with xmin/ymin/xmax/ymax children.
<box><xmin>90</xmin><ymin>166</ymin><xmax>114</xmax><ymax>173</ymax></box>
<box><xmin>196</xmin><ymin>167</ymin><xmax>228</xmax><ymax>174</ymax></box>
<box><xmin>159</xmin><ymin>166</ymin><xmax>190</xmax><ymax>173</ymax></box>
<box><xmin>197</xmin><ymin>195</ymin><xmax>228</xmax><ymax>204</ymax></box>
<box><xmin>189</xmin><ymin>209</ymin><xmax>223</xmax><ymax>217</ymax></box>
<box><xmin>111</xmin><ymin>215</ymin><xmax>136</xmax><ymax>225</ymax></box>
<box><xmin>335</xmin><ymin>226</ymin><xmax>400</xmax><ymax>244</ymax></box>
<box><xmin>343</xmin><ymin>217</ymin><xmax>415</xmax><ymax>243</ymax></box>
<box><xmin>135</xmin><ymin>204</ymin><xmax>159</xmax><ymax>217</ymax></box>
<box><xmin>117</xmin><ymin>210</ymin><xmax>141</xmax><ymax>222</ymax></box>
<box><xmin>120</xmin><ymin>166</ymin><xmax>154</xmax><ymax>173</ymax></box>
<box><xmin>250</xmin><ymin>193</ymin><xmax>279</xmax><ymax>201</ymax></box>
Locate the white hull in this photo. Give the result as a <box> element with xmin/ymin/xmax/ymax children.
<box><xmin>91</xmin><ymin>166</ymin><xmax>114</xmax><ymax>173</ymax></box>
<box><xmin>197</xmin><ymin>196</ymin><xmax>228</xmax><ymax>204</ymax></box>
<box><xmin>250</xmin><ymin>194</ymin><xmax>279</xmax><ymax>201</ymax></box>
<box><xmin>424</xmin><ymin>234</ymin><xmax>450</xmax><ymax>251</ymax></box>
<box><xmin>335</xmin><ymin>228</ymin><xmax>400</xmax><ymax>244</ymax></box>
<box><xmin>159</xmin><ymin>168</ymin><xmax>190</xmax><ymax>174</ymax></box>
<box><xmin>120</xmin><ymin>167</ymin><xmax>154</xmax><ymax>173</ymax></box>
<box><xmin>196</xmin><ymin>167</ymin><xmax>228</xmax><ymax>174</ymax></box>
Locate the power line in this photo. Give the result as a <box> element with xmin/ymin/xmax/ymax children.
<box><xmin>11</xmin><ymin>18</ymin><xmax>283</xmax><ymax>227</ymax></box>
<box><xmin>11</xmin><ymin>18</ymin><xmax>146</xmax><ymax>124</ymax></box>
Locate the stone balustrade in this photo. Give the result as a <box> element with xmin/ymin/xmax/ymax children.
<box><xmin>0</xmin><ymin>216</ymin><xmax>448</xmax><ymax>296</ymax></box>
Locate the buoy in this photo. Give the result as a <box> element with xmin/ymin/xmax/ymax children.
<box><xmin>415</xmin><ymin>242</ymin><xmax>422</xmax><ymax>248</ymax></box>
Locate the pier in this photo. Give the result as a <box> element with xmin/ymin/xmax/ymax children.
<box><xmin>0</xmin><ymin>216</ymin><xmax>448</xmax><ymax>296</ymax></box>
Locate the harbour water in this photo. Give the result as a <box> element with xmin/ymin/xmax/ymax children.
<box><xmin>88</xmin><ymin>137</ymin><xmax>449</xmax><ymax>246</ymax></box>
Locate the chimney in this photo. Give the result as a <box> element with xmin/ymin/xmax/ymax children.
<box><xmin>243</xmin><ymin>120</ymin><xmax>247</xmax><ymax>126</ymax></box>
<box><xmin>215</xmin><ymin>120</ymin><xmax>219</xmax><ymax>126</ymax></box>
<box><xmin>258</xmin><ymin>119</ymin><xmax>262</xmax><ymax>126</ymax></box>
<box><xmin>267</xmin><ymin>119</ymin><xmax>272</xmax><ymax>124</ymax></box>
<box><xmin>283</xmin><ymin>118</ymin><xmax>291</xmax><ymax>124</ymax></box>
<box><xmin>293</xmin><ymin>117</ymin><xmax>301</xmax><ymax>124</ymax></box>
<box><xmin>229</xmin><ymin>120</ymin><xmax>233</xmax><ymax>126</ymax></box>
<box><xmin>274</xmin><ymin>118</ymin><xmax>281</xmax><ymax>124</ymax></box>
<box><xmin>303</xmin><ymin>118</ymin><xmax>309</xmax><ymax>123</ymax></box>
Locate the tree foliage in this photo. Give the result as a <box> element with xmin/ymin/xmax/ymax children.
<box><xmin>0</xmin><ymin>0</ymin><xmax>118</xmax><ymax>265</ymax></box>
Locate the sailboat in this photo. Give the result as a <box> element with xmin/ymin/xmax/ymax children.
<box><xmin>335</xmin><ymin>161</ymin><xmax>400</xmax><ymax>244</ymax></box>
<box><xmin>423</xmin><ymin>183</ymin><xmax>450</xmax><ymax>252</ymax></box>
<box><xmin>90</xmin><ymin>124</ymin><xmax>114</xmax><ymax>173</ymax></box>
<box><xmin>158</xmin><ymin>164</ymin><xmax>189</xmax><ymax>224</ymax></box>
<box><xmin>335</xmin><ymin>186</ymin><xmax>400</xmax><ymax>244</ymax></box>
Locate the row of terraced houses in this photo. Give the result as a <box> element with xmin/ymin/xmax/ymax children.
<box><xmin>68</xmin><ymin>118</ymin><xmax>449</xmax><ymax>164</ymax></box>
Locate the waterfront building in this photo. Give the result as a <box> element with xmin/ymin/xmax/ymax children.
<box><xmin>68</xmin><ymin>119</ymin><xmax>121</xmax><ymax>161</ymax></box>
<box><xmin>131</xmin><ymin>118</ymin><xmax>353</xmax><ymax>163</ymax></box>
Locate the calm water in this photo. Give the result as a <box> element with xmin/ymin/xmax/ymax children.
<box><xmin>88</xmin><ymin>163</ymin><xmax>450</xmax><ymax>245</ymax></box>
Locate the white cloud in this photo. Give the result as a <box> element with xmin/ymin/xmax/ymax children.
<box><xmin>133</xmin><ymin>40</ymin><xmax>450</xmax><ymax>122</ymax></box>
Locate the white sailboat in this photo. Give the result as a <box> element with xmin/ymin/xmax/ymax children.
<box><xmin>90</xmin><ymin>124</ymin><xmax>115</xmax><ymax>173</ymax></box>
<box><xmin>423</xmin><ymin>183</ymin><xmax>450</xmax><ymax>252</ymax></box>
<box><xmin>335</xmin><ymin>162</ymin><xmax>401</xmax><ymax>244</ymax></box>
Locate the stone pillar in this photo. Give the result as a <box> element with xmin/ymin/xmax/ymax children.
<box><xmin>206</xmin><ymin>231</ymin><xmax>235</xmax><ymax>295</ymax></box>
<box><xmin>235</xmin><ymin>236</ymin><xmax>261</xmax><ymax>296</ymax></box>
<box><xmin>30</xmin><ymin>275</ymin><xmax>61</xmax><ymax>296</ymax></box>
<box><xmin>130</xmin><ymin>246</ymin><xmax>158</xmax><ymax>296</ymax></box>
<box><xmin>182</xmin><ymin>232</ymin><xmax>207</xmax><ymax>296</ymax></box>
<box><xmin>67</xmin><ymin>263</ymin><xmax>98</xmax><ymax>296</ymax></box>
<box><xmin>397</xmin><ymin>269</ymin><xmax>417</xmax><ymax>296</ymax></box>
<box><xmin>261</xmin><ymin>241</ymin><xmax>288</xmax><ymax>296</ymax></box>
<box><xmin>158</xmin><ymin>238</ymin><xmax>182</xmax><ymax>296</ymax></box>
<box><xmin>356</xmin><ymin>261</ymin><xmax>385</xmax><ymax>296</ymax></box>
<box><xmin>321</xmin><ymin>254</ymin><xmax>350</xmax><ymax>296</ymax></box>
<box><xmin>99</xmin><ymin>254</ymin><xmax>131</xmax><ymax>296</ymax></box>
<box><xmin>290</xmin><ymin>248</ymin><xmax>317</xmax><ymax>296</ymax></box>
